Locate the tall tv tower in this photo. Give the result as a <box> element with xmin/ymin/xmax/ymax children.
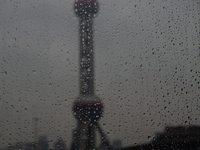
<box><xmin>72</xmin><ymin>0</ymin><xmax>112</xmax><ymax>149</ymax></box>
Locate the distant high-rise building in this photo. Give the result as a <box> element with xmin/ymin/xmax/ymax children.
<box><xmin>54</xmin><ymin>138</ymin><xmax>67</xmax><ymax>150</ymax></box>
<box><xmin>38</xmin><ymin>135</ymin><xmax>48</xmax><ymax>150</ymax></box>
<box><xmin>113</xmin><ymin>140</ymin><xmax>122</xmax><ymax>150</ymax></box>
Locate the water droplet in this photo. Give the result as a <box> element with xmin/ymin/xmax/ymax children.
<box><xmin>33</xmin><ymin>70</ymin><xmax>36</xmax><ymax>74</ymax></box>
<box><xmin>3</xmin><ymin>71</ymin><xmax>7</xmax><ymax>75</ymax></box>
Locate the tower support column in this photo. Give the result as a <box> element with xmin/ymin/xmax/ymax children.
<box><xmin>79</xmin><ymin>18</ymin><xmax>94</xmax><ymax>96</ymax></box>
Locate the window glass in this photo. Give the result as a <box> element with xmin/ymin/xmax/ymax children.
<box><xmin>1</xmin><ymin>0</ymin><xmax>199</xmax><ymax>149</ymax></box>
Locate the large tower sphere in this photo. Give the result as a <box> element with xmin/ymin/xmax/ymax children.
<box><xmin>73</xmin><ymin>97</ymin><xmax>103</xmax><ymax>122</ymax></box>
<box><xmin>74</xmin><ymin>0</ymin><xmax>99</xmax><ymax>19</ymax></box>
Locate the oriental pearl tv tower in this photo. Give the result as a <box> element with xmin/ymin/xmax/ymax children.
<box><xmin>72</xmin><ymin>0</ymin><xmax>112</xmax><ymax>150</ymax></box>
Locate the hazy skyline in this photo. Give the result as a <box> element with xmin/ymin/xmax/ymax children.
<box><xmin>1</xmin><ymin>0</ymin><xmax>199</xmax><ymax>149</ymax></box>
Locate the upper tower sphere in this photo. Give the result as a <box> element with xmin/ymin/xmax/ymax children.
<box><xmin>74</xmin><ymin>0</ymin><xmax>99</xmax><ymax>19</ymax></box>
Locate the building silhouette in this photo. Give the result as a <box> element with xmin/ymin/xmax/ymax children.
<box><xmin>72</xmin><ymin>0</ymin><xmax>112</xmax><ymax>149</ymax></box>
<box><xmin>123</xmin><ymin>125</ymin><xmax>200</xmax><ymax>150</ymax></box>
<box><xmin>54</xmin><ymin>138</ymin><xmax>67</xmax><ymax>150</ymax></box>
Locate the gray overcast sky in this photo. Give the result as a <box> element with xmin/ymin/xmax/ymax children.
<box><xmin>1</xmin><ymin>0</ymin><xmax>200</xmax><ymax>149</ymax></box>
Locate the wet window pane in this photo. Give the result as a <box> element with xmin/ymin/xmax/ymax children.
<box><xmin>1</xmin><ymin>0</ymin><xmax>200</xmax><ymax>149</ymax></box>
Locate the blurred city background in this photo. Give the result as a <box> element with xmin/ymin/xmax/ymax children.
<box><xmin>1</xmin><ymin>0</ymin><xmax>200</xmax><ymax>149</ymax></box>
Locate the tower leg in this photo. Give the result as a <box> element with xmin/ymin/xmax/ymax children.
<box><xmin>87</xmin><ymin>122</ymin><xmax>95</xmax><ymax>150</ymax></box>
<box><xmin>75</xmin><ymin>121</ymin><xmax>96</xmax><ymax>150</ymax></box>
<box><xmin>94</xmin><ymin>122</ymin><xmax>113</xmax><ymax>150</ymax></box>
<box><xmin>74</xmin><ymin>121</ymin><xmax>113</xmax><ymax>150</ymax></box>
<box><xmin>79</xmin><ymin>121</ymin><xmax>89</xmax><ymax>150</ymax></box>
